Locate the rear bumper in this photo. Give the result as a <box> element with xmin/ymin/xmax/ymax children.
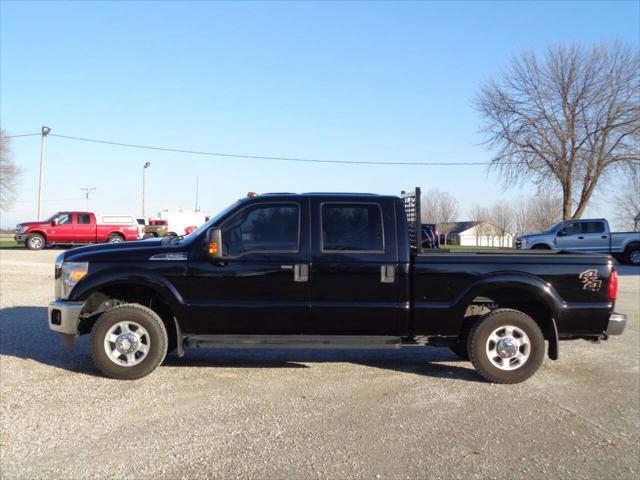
<box><xmin>606</xmin><ymin>312</ymin><xmax>627</xmax><ymax>336</ymax></box>
<box><xmin>48</xmin><ymin>300</ymin><xmax>83</xmax><ymax>335</ymax></box>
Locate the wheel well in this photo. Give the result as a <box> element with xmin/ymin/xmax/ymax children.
<box><xmin>465</xmin><ymin>289</ymin><xmax>558</xmax><ymax>359</ymax></box>
<box><xmin>78</xmin><ymin>284</ymin><xmax>176</xmax><ymax>338</ymax></box>
<box><xmin>626</xmin><ymin>242</ymin><xmax>640</xmax><ymax>251</ymax></box>
<box><xmin>108</xmin><ymin>232</ymin><xmax>124</xmax><ymax>239</ymax></box>
<box><xmin>28</xmin><ymin>231</ymin><xmax>46</xmax><ymax>240</ymax></box>
<box><xmin>531</xmin><ymin>243</ymin><xmax>551</xmax><ymax>250</ymax></box>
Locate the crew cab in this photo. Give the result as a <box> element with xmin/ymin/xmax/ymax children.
<box><xmin>15</xmin><ymin>212</ymin><xmax>143</xmax><ymax>250</ymax></box>
<box><xmin>47</xmin><ymin>190</ymin><xmax>626</xmax><ymax>383</ymax></box>
<box><xmin>516</xmin><ymin>218</ymin><xmax>640</xmax><ymax>265</ymax></box>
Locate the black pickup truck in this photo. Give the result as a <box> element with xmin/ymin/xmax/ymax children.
<box><xmin>48</xmin><ymin>189</ymin><xmax>626</xmax><ymax>383</ymax></box>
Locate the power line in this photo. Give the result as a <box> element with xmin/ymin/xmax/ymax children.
<box><xmin>1</xmin><ymin>133</ymin><xmax>41</xmax><ymax>139</ymax></box>
<box><xmin>49</xmin><ymin>133</ymin><xmax>497</xmax><ymax>166</ymax></box>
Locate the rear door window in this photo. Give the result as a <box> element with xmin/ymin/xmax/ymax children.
<box><xmin>321</xmin><ymin>203</ymin><xmax>384</xmax><ymax>252</ymax></box>
<box><xmin>77</xmin><ymin>214</ymin><xmax>91</xmax><ymax>224</ymax></box>
<box><xmin>581</xmin><ymin>221</ymin><xmax>605</xmax><ymax>234</ymax></box>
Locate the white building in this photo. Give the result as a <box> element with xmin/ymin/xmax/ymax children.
<box><xmin>440</xmin><ymin>221</ymin><xmax>515</xmax><ymax>247</ymax></box>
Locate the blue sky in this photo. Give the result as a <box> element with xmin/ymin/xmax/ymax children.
<box><xmin>1</xmin><ymin>0</ymin><xmax>638</xmax><ymax>228</ymax></box>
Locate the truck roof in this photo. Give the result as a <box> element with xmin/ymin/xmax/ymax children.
<box><xmin>259</xmin><ymin>192</ymin><xmax>399</xmax><ymax>199</ymax></box>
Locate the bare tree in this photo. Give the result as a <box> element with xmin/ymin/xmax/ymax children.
<box><xmin>528</xmin><ymin>193</ymin><xmax>564</xmax><ymax>232</ymax></box>
<box><xmin>436</xmin><ymin>191</ymin><xmax>459</xmax><ymax>245</ymax></box>
<box><xmin>489</xmin><ymin>203</ymin><xmax>515</xmax><ymax>246</ymax></box>
<box><xmin>614</xmin><ymin>165</ymin><xmax>640</xmax><ymax>230</ymax></box>
<box><xmin>469</xmin><ymin>204</ymin><xmax>491</xmax><ymax>246</ymax></box>
<box><xmin>421</xmin><ymin>189</ymin><xmax>459</xmax><ymax>245</ymax></box>
<box><xmin>514</xmin><ymin>201</ymin><xmax>529</xmax><ymax>236</ymax></box>
<box><xmin>0</xmin><ymin>129</ymin><xmax>22</xmax><ymax>211</ymax></box>
<box><xmin>476</xmin><ymin>42</ymin><xmax>640</xmax><ymax>220</ymax></box>
<box><xmin>420</xmin><ymin>189</ymin><xmax>440</xmax><ymax>224</ymax></box>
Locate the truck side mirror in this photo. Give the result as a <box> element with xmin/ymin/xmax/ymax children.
<box><xmin>206</xmin><ymin>228</ymin><xmax>223</xmax><ymax>259</ymax></box>
<box><xmin>557</xmin><ymin>230</ymin><xmax>565</xmax><ymax>237</ymax></box>
<box><xmin>52</xmin><ymin>218</ymin><xmax>59</xmax><ymax>226</ymax></box>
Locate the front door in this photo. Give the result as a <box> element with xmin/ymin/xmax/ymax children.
<box><xmin>49</xmin><ymin>212</ymin><xmax>74</xmax><ymax>242</ymax></box>
<box><xmin>187</xmin><ymin>200</ymin><xmax>311</xmax><ymax>334</ymax></box>
<box><xmin>309</xmin><ymin>198</ymin><xmax>400</xmax><ymax>334</ymax></box>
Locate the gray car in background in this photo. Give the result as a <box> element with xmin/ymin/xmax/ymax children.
<box><xmin>516</xmin><ymin>218</ymin><xmax>640</xmax><ymax>265</ymax></box>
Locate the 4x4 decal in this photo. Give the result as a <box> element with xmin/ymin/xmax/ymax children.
<box><xmin>579</xmin><ymin>269</ymin><xmax>602</xmax><ymax>292</ymax></box>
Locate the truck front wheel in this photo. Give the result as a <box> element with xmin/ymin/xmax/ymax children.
<box><xmin>467</xmin><ymin>309</ymin><xmax>544</xmax><ymax>384</ymax></box>
<box><xmin>90</xmin><ymin>304</ymin><xmax>168</xmax><ymax>380</ymax></box>
<box><xmin>26</xmin><ymin>233</ymin><xmax>45</xmax><ymax>250</ymax></box>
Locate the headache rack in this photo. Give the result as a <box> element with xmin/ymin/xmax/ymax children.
<box><xmin>401</xmin><ymin>187</ymin><xmax>423</xmax><ymax>253</ymax></box>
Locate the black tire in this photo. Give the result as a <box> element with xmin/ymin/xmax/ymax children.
<box><xmin>90</xmin><ymin>304</ymin><xmax>168</xmax><ymax>380</ymax></box>
<box><xmin>448</xmin><ymin>314</ymin><xmax>480</xmax><ymax>360</ymax></box>
<box><xmin>625</xmin><ymin>245</ymin><xmax>640</xmax><ymax>266</ymax></box>
<box><xmin>468</xmin><ymin>308</ymin><xmax>545</xmax><ymax>384</ymax></box>
<box><xmin>107</xmin><ymin>233</ymin><xmax>124</xmax><ymax>243</ymax></box>
<box><xmin>531</xmin><ymin>244</ymin><xmax>550</xmax><ymax>250</ymax></box>
<box><xmin>25</xmin><ymin>233</ymin><xmax>45</xmax><ymax>250</ymax></box>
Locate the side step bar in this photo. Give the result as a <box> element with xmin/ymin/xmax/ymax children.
<box><xmin>185</xmin><ymin>335</ymin><xmax>402</xmax><ymax>350</ymax></box>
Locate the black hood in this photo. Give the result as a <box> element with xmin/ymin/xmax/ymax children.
<box><xmin>61</xmin><ymin>238</ymin><xmax>179</xmax><ymax>263</ymax></box>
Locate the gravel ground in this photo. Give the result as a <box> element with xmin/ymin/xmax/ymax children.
<box><xmin>1</xmin><ymin>249</ymin><xmax>638</xmax><ymax>479</ymax></box>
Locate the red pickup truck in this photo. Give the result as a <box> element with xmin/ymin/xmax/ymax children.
<box><xmin>15</xmin><ymin>212</ymin><xmax>143</xmax><ymax>250</ymax></box>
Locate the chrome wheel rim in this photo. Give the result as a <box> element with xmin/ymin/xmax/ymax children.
<box><xmin>485</xmin><ymin>325</ymin><xmax>530</xmax><ymax>371</ymax></box>
<box><xmin>30</xmin><ymin>236</ymin><xmax>43</xmax><ymax>249</ymax></box>
<box><xmin>630</xmin><ymin>250</ymin><xmax>640</xmax><ymax>265</ymax></box>
<box><xmin>104</xmin><ymin>321</ymin><xmax>150</xmax><ymax>367</ymax></box>
<box><xmin>109</xmin><ymin>237</ymin><xmax>123</xmax><ymax>243</ymax></box>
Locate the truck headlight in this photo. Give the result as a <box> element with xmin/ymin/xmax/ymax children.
<box><xmin>16</xmin><ymin>225</ymin><xmax>24</xmax><ymax>234</ymax></box>
<box><xmin>59</xmin><ymin>262</ymin><xmax>88</xmax><ymax>299</ymax></box>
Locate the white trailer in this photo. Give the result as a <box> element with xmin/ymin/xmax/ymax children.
<box><xmin>157</xmin><ymin>209</ymin><xmax>209</xmax><ymax>236</ymax></box>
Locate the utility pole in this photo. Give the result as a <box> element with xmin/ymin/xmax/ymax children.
<box><xmin>81</xmin><ymin>185</ymin><xmax>96</xmax><ymax>211</ymax></box>
<box><xmin>142</xmin><ymin>162</ymin><xmax>151</xmax><ymax>218</ymax></box>
<box><xmin>195</xmin><ymin>176</ymin><xmax>199</xmax><ymax>212</ymax></box>
<box><xmin>37</xmin><ymin>126</ymin><xmax>51</xmax><ymax>220</ymax></box>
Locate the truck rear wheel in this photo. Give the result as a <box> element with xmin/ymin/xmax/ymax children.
<box><xmin>107</xmin><ymin>233</ymin><xmax>124</xmax><ymax>243</ymax></box>
<box><xmin>467</xmin><ymin>309</ymin><xmax>544</xmax><ymax>384</ymax></box>
<box><xmin>26</xmin><ymin>233</ymin><xmax>45</xmax><ymax>250</ymax></box>
<box><xmin>90</xmin><ymin>304</ymin><xmax>168</xmax><ymax>380</ymax></box>
<box><xmin>625</xmin><ymin>245</ymin><xmax>640</xmax><ymax>265</ymax></box>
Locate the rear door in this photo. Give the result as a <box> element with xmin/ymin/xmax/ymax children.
<box><xmin>579</xmin><ymin>221</ymin><xmax>609</xmax><ymax>252</ymax></box>
<box><xmin>309</xmin><ymin>197</ymin><xmax>400</xmax><ymax>334</ymax></box>
<box><xmin>73</xmin><ymin>213</ymin><xmax>95</xmax><ymax>242</ymax></box>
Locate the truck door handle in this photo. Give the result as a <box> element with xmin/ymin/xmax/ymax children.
<box><xmin>294</xmin><ymin>264</ymin><xmax>309</xmax><ymax>282</ymax></box>
<box><xmin>577</xmin><ymin>236</ymin><xmax>584</xmax><ymax>240</ymax></box>
<box><xmin>601</xmin><ymin>236</ymin><xmax>608</xmax><ymax>239</ymax></box>
<box><xmin>380</xmin><ymin>265</ymin><xmax>395</xmax><ymax>283</ymax></box>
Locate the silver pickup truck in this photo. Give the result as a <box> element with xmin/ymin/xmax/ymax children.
<box><xmin>516</xmin><ymin>218</ymin><xmax>640</xmax><ymax>265</ymax></box>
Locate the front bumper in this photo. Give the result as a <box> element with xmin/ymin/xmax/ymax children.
<box><xmin>14</xmin><ymin>234</ymin><xmax>27</xmax><ymax>242</ymax></box>
<box><xmin>606</xmin><ymin>312</ymin><xmax>627</xmax><ymax>336</ymax></box>
<box><xmin>48</xmin><ymin>300</ymin><xmax>84</xmax><ymax>335</ymax></box>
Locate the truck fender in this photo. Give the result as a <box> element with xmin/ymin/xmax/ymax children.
<box><xmin>454</xmin><ymin>272</ymin><xmax>563</xmax><ymax>359</ymax></box>
<box><xmin>70</xmin><ymin>269</ymin><xmax>188</xmax><ymax>317</ymax></box>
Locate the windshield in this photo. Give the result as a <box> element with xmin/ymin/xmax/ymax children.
<box><xmin>545</xmin><ymin>221</ymin><xmax>564</xmax><ymax>233</ymax></box>
<box><xmin>42</xmin><ymin>213</ymin><xmax>59</xmax><ymax>223</ymax></box>
<box><xmin>165</xmin><ymin>200</ymin><xmax>244</xmax><ymax>244</ymax></box>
